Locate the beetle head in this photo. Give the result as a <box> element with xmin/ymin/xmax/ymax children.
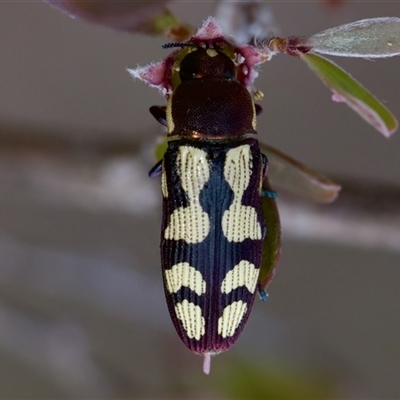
<box><xmin>179</xmin><ymin>47</ymin><xmax>236</xmax><ymax>82</ymax></box>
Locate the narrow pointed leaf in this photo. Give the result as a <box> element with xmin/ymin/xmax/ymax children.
<box><xmin>301</xmin><ymin>53</ymin><xmax>398</xmax><ymax>137</ymax></box>
<box><xmin>307</xmin><ymin>17</ymin><xmax>400</xmax><ymax>58</ymax></box>
<box><xmin>259</xmin><ymin>177</ymin><xmax>281</xmax><ymax>291</ymax></box>
<box><xmin>260</xmin><ymin>142</ymin><xmax>341</xmax><ymax>203</ymax></box>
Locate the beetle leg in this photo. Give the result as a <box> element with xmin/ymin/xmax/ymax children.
<box><xmin>258</xmin><ymin>285</ymin><xmax>269</xmax><ymax>302</ymax></box>
<box><xmin>262</xmin><ymin>189</ymin><xmax>278</xmax><ymax>198</ymax></box>
<box><xmin>261</xmin><ymin>153</ymin><xmax>269</xmax><ymax>179</ymax></box>
<box><xmin>148</xmin><ymin>160</ymin><xmax>163</xmax><ymax>177</ymax></box>
<box><xmin>149</xmin><ymin>105</ymin><xmax>167</xmax><ymax>127</ymax></box>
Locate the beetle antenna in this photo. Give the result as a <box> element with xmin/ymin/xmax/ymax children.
<box><xmin>203</xmin><ymin>353</ymin><xmax>212</xmax><ymax>375</ymax></box>
<box><xmin>162</xmin><ymin>42</ymin><xmax>197</xmax><ymax>49</ymax></box>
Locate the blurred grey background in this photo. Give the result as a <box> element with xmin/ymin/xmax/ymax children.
<box><xmin>1</xmin><ymin>1</ymin><xmax>400</xmax><ymax>399</ymax></box>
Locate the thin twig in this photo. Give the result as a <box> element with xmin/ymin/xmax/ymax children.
<box><xmin>278</xmin><ymin>183</ymin><xmax>400</xmax><ymax>252</ymax></box>
<box><xmin>1</xmin><ymin>123</ymin><xmax>399</xmax><ymax>252</ymax></box>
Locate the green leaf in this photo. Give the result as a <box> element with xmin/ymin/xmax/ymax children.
<box><xmin>136</xmin><ymin>8</ymin><xmax>193</xmax><ymax>38</ymax></box>
<box><xmin>259</xmin><ymin>177</ymin><xmax>281</xmax><ymax>291</ymax></box>
<box><xmin>154</xmin><ymin>138</ymin><xmax>168</xmax><ymax>161</ymax></box>
<box><xmin>308</xmin><ymin>17</ymin><xmax>400</xmax><ymax>58</ymax></box>
<box><xmin>210</xmin><ymin>355</ymin><xmax>337</xmax><ymax>400</ymax></box>
<box><xmin>301</xmin><ymin>53</ymin><xmax>398</xmax><ymax>137</ymax></box>
<box><xmin>260</xmin><ymin>142</ymin><xmax>341</xmax><ymax>203</ymax></box>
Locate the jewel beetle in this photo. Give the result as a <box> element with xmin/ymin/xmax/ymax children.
<box><xmin>147</xmin><ymin>43</ymin><xmax>277</xmax><ymax>373</ymax></box>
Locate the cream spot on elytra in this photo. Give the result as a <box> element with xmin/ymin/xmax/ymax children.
<box><xmin>222</xmin><ymin>145</ymin><xmax>262</xmax><ymax>242</ymax></box>
<box><xmin>221</xmin><ymin>260</ymin><xmax>259</xmax><ymax>294</ymax></box>
<box><xmin>164</xmin><ymin>146</ymin><xmax>210</xmax><ymax>243</ymax></box>
<box><xmin>217</xmin><ymin>301</ymin><xmax>248</xmax><ymax>338</ymax></box>
<box><xmin>175</xmin><ymin>300</ymin><xmax>205</xmax><ymax>340</ymax></box>
<box><xmin>165</xmin><ymin>262</ymin><xmax>206</xmax><ymax>296</ymax></box>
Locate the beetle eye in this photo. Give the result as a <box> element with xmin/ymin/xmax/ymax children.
<box><xmin>179</xmin><ymin>48</ymin><xmax>236</xmax><ymax>81</ymax></box>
